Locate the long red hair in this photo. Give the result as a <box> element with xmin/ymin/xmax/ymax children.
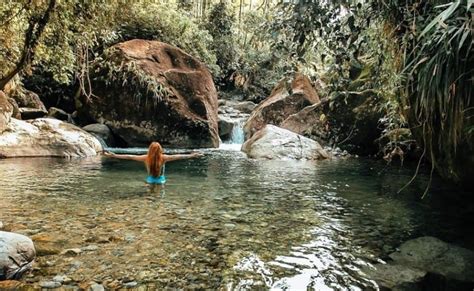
<box><xmin>146</xmin><ymin>142</ymin><xmax>164</xmax><ymax>177</ymax></box>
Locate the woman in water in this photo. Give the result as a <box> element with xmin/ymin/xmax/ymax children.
<box><xmin>103</xmin><ymin>141</ymin><xmax>202</xmax><ymax>185</ymax></box>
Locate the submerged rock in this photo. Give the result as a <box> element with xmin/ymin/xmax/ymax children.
<box><xmin>0</xmin><ymin>118</ymin><xmax>102</xmax><ymax>158</ymax></box>
<box><xmin>241</xmin><ymin>125</ymin><xmax>329</xmax><ymax>160</ymax></box>
<box><xmin>78</xmin><ymin>39</ymin><xmax>219</xmax><ymax>148</ymax></box>
<box><xmin>389</xmin><ymin>236</ymin><xmax>474</xmax><ymax>283</ymax></box>
<box><xmin>39</xmin><ymin>281</ymin><xmax>61</xmax><ymax>289</ymax></box>
<box><xmin>363</xmin><ymin>263</ymin><xmax>427</xmax><ymax>290</ymax></box>
<box><xmin>0</xmin><ymin>231</ymin><xmax>36</xmax><ymax>280</ymax></box>
<box><xmin>243</xmin><ymin>73</ymin><xmax>320</xmax><ymax>140</ymax></box>
<box><xmin>366</xmin><ymin>237</ymin><xmax>474</xmax><ymax>290</ymax></box>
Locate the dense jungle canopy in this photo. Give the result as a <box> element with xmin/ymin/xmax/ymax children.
<box><xmin>0</xmin><ymin>0</ymin><xmax>472</xmax><ymax>185</ymax></box>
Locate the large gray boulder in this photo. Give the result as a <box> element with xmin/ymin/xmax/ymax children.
<box><xmin>241</xmin><ymin>125</ymin><xmax>329</xmax><ymax>160</ymax></box>
<box><xmin>365</xmin><ymin>237</ymin><xmax>474</xmax><ymax>290</ymax></box>
<box><xmin>0</xmin><ymin>231</ymin><xmax>36</xmax><ymax>280</ymax></box>
<box><xmin>389</xmin><ymin>236</ymin><xmax>474</xmax><ymax>283</ymax></box>
<box><xmin>0</xmin><ymin>118</ymin><xmax>102</xmax><ymax>158</ymax></box>
<box><xmin>82</xmin><ymin>123</ymin><xmax>115</xmax><ymax>147</ymax></box>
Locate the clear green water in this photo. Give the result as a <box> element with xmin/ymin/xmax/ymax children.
<box><xmin>0</xmin><ymin>149</ymin><xmax>473</xmax><ymax>290</ymax></box>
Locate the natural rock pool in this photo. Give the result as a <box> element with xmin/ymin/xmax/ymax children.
<box><xmin>1</xmin><ymin>149</ymin><xmax>473</xmax><ymax>290</ymax></box>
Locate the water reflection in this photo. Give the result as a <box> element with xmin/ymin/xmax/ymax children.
<box><xmin>0</xmin><ymin>152</ymin><xmax>472</xmax><ymax>290</ymax></box>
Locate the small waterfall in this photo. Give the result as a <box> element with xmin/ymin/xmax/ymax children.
<box><xmin>90</xmin><ymin>133</ymin><xmax>108</xmax><ymax>151</ymax></box>
<box><xmin>229</xmin><ymin>119</ymin><xmax>245</xmax><ymax>144</ymax></box>
<box><xmin>220</xmin><ymin>118</ymin><xmax>245</xmax><ymax>151</ymax></box>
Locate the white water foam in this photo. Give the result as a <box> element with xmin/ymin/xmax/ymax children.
<box><xmin>219</xmin><ymin>118</ymin><xmax>245</xmax><ymax>151</ymax></box>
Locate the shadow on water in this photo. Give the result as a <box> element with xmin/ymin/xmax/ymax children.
<box><xmin>0</xmin><ymin>151</ymin><xmax>473</xmax><ymax>289</ymax></box>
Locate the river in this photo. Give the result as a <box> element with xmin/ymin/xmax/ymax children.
<box><xmin>0</xmin><ymin>148</ymin><xmax>473</xmax><ymax>289</ymax></box>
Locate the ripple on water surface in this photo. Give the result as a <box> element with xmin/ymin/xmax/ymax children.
<box><xmin>0</xmin><ymin>151</ymin><xmax>473</xmax><ymax>290</ymax></box>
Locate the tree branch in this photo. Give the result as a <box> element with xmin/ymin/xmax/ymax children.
<box><xmin>0</xmin><ymin>0</ymin><xmax>56</xmax><ymax>91</ymax></box>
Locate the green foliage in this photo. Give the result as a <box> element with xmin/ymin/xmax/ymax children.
<box><xmin>205</xmin><ymin>2</ymin><xmax>238</xmax><ymax>83</ymax></box>
<box><xmin>118</xmin><ymin>3</ymin><xmax>218</xmax><ymax>76</ymax></box>
<box><xmin>92</xmin><ymin>47</ymin><xmax>171</xmax><ymax>107</ymax></box>
<box><xmin>402</xmin><ymin>0</ymin><xmax>473</xmax><ymax>181</ymax></box>
<box><xmin>0</xmin><ymin>1</ymin><xmax>219</xmax><ymax>91</ymax></box>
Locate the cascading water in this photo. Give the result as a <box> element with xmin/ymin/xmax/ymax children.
<box><xmin>229</xmin><ymin>119</ymin><xmax>245</xmax><ymax>144</ymax></box>
<box><xmin>220</xmin><ymin>118</ymin><xmax>246</xmax><ymax>151</ymax></box>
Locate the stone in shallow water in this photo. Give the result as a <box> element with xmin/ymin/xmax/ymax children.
<box><xmin>82</xmin><ymin>245</ymin><xmax>99</xmax><ymax>252</ymax></box>
<box><xmin>389</xmin><ymin>236</ymin><xmax>474</xmax><ymax>282</ymax></box>
<box><xmin>363</xmin><ymin>263</ymin><xmax>426</xmax><ymax>290</ymax></box>
<box><xmin>39</xmin><ymin>281</ymin><xmax>62</xmax><ymax>288</ymax></box>
<box><xmin>89</xmin><ymin>282</ymin><xmax>105</xmax><ymax>291</ymax></box>
<box><xmin>52</xmin><ymin>275</ymin><xmax>72</xmax><ymax>284</ymax></box>
<box><xmin>123</xmin><ymin>281</ymin><xmax>138</xmax><ymax>288</ymax></box>
<box><xmin>0</xmin><ymin>231</ymin><xmax>36</xmax><ymax>280</ymax></box>
<box><xmin>62</xmin><ymin>248</ymin><xmax>82</xmax><ymax>256</ymax></box>
<box><xmin>241</xmin><ymin>125</ymin><xmax>329</xmax><ymax>160</ymax></box>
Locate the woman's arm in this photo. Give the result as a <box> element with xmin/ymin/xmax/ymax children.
<box><xmin>163</xmin><ymin>152</ymin><xmax>203</xmax><ymax>162</ymax></box>
<box><xmin>102</xmin><ymin>151</ymin><xmax>147</xmax><ymax>162</ymax></box>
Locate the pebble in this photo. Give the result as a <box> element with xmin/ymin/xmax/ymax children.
<box><xmin>52</xmin><ymin>275</ymin><xmax>72</xmax><ymax>283</ymax></box>
<box><xmin>69</xmin><ymin>260</ymin><xmax>83</xmax><ymax>271</ymax></box>
<box><xmin>123</xmin><ymin>281</ymin><xmax>138</xmax><ymax>288</ymax></box>
<box><xmin>39</xmin><ymin>281</ymin><xmax>62</xmax><ymax>288</ymax></box>
<box><xmin>82</xmin><ymin>245</ymin><xmax>99</xmax><ymax>251</ymax></box>
<box><xmin>89</xmin><ymin>283</ymin><xmax>105</xmax><ymax>291</ymax></box>
<box><xmin>62</xmin><ymin>248</ymin><xmax>82</xmax><ymax>256</ymax></box>
<box><xmin>124</xmin><ymin>234</ymin><xmax>136</xmax><ymax>243</ymax></box>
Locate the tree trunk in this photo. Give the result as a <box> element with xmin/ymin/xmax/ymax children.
<box><xmin>239</xmin><ymin>0</ymin><xmax>243</xmax><ymax>22</ymax></box>
<box><xmin>202</xmin><ymin>0</ymin><xmax>207</xmax><ymax>18</ymax></box>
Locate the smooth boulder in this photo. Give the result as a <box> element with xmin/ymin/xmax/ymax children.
<box><xmin>389</xmin><ymin>236</ymin><xmax>474</xmax><ymax>283</ymax></box>
<box><xmin>243</xmin><ymin>73</ymin><xmax>320</xmax><ymax>139</ymax></box>
<box><xmin>0</xmin><ymin>118</ymin><xmax>102</xmax><ymax>158</ymax></box>
<box><xmin>241</xmin><ymin>125</ymin><xmax>329</xmax><ymax>160</ymax></box>
<box><xmin>78</xmin><ymin>39</ymin><xmax>219</xmax><ymax>148</ymax></box>
<box><xmin>0</xmin><ymin>231</ymin><xmax>36</xmax><ymax>280</ymax></box>
<box><xmin>82</xmin><ymin>123</ymin><xmax>115</xmax><ymax>147</ymax></box>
